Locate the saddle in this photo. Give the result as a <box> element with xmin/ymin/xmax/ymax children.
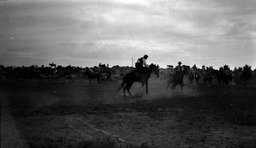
<box><xmin>135</xmin><ymin>67</ymin><xmax>148</xmax><ymax>74</ymax></box>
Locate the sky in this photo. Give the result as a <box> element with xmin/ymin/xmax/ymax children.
<box><xmin>0</xmin><ymin>0</ymin><xmax>256</xmax><ymax>69</ymax></box>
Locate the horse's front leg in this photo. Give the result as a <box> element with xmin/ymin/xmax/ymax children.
<box><xmin>145</xmin><ymin>81</ymin><xmax>148</xmax><ymax>94</ymax></box>
<box><xmin>166</xmin><ymin>82</ymin><xmax>171</xmax><ymax>91</ymax></box>
<box><xmin>180</xmin><ymin>84</ymin><xmax>183</xmax><ymax>93</ymax></box>
<box><xmin>171</xmin><ymin>84</ymin><xmax>176</xmax><ymax>93</ymax></box>
<box><xmin>123</xmin><ymin>86</ymin><xmax>126</xmax><ymax>97</ymax></box>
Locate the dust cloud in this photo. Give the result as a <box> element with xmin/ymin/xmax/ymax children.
<box><xmin>1</xmin><ymin>77</ymin><xmax>202</xmax><ymax>111</ymax></box>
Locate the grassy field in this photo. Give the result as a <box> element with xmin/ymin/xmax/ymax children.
<box><xmin>1</xmin><ymin>78</ymin><xmax>256</xmax><ymax>148</ymax></box>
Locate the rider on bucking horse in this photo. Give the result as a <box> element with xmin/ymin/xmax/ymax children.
<box><xmin>135</xmin><ymin>55</ymin><xmax>149</xmax><ymax>73</ymax></box>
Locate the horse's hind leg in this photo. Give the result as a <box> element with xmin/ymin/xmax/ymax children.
<box><xmin>171</xmin><ymin>84</ymin><xmax>176</xmax><ymax>93</ymax></box>
<box><xmin>125</xmin><ymin>82</ymin><xmax>133</xmax><ymax>96</ymax></box>
<box><xmin>123</xmin><ymin>86</ymin><xmax>127</xmax><ymax>97</ymax></box>
<box><xmin>123</xmin><ymin>83</ymin><xmax>132</xmax><ymax>97</ymax></box>
<box><xmin>127</xmin><ymin>89</ymin><xmax>132</xmax><ymax>96</ymax></box>
<box><xmin>166</xmin><ymin>82</ymin><xmax>171</xmax><ymax>91</ymax></box>
<box><xmin>123</xmin><ymin>86</ymin><xmax>131</xmax><ymax>97</ymax></box>
<box><xmin>145</xmin><ymin>81</ymin><xmax>149</xmax><ymax>94</ymax></box>
<box><xmin>97</xmin><ymin>76</ymin><xmax>100</xmax><ymax>83</ymax></box>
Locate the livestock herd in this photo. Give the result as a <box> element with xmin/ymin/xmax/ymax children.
<box><xmin>160</xmin><ymin>64</ymin><xmax>254</xmax><ymax>87</ymax></box>
<box><xmin>0</xmin><ymin>63</ymin><xmax>255</xmax><ymax>88</ymax></box>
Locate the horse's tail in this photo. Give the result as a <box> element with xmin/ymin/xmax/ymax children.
<box><xmin>117</xmin><ymin>77</ymin><xmax>126</xmax><ymax>91</ymax></box>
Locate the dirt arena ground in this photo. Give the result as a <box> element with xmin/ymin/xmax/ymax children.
<box><xmin>1</xmin><ymin>77</ymin><xmax>256</xmax><ymax>148</ymax></box>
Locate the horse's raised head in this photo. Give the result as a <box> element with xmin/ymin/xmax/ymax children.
<box><xmin>149</xmin><ymin>63</ymin><xmax>160</xmax><ymax>78</ymax></box>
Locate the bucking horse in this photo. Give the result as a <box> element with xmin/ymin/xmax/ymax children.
<box><xmin>118</xmin><ymin>64</ymin><xmax>160</xmax><ymax>97</ymax></box>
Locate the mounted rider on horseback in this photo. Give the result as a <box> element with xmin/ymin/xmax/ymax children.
<box><xmin>135</xmin><ymin>55</ymin><xmax>149</xmax><ymax>73</ymax></box>
<box><xmin>175</xmin><ymin>61</ymin><xmax>183</xmax><ymax>75</ymax></box>
<box><xmin>166</xmin><ymin>61</ymin><xmax>187</xmax><ymax>92</ymax></box>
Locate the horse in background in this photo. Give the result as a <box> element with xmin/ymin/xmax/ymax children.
<box><xmin>166</xmin><ymin>65</ymin><xmax>190</xmax><ymax>93</ymax></box>
<box><xmin>214</xmin><ymin>69</ymin><xmax>232</xmax><ymax>86</ymax></box>
<box><xmin>118</xmin><ymin>64</ymin><xmax>160</xmax><ymax>97</ymax></box>
<box><xmin>220</xmin><ymin>71</ymin><xmax>232</xmax><ymax>86</ymax></box>
<box><xmin>100</xmin><ymin>70</ymin><xmax>112</xmax><ymax>82</ymax></box>
<box><xmin>188</xmin><ymin>72</ymin><xmax>194</xmax><ymax>84</ymax></box>
<box><xmin>203</xmin><ymin>72</ymin><xmax>213</xmax><ymax>87</ymax></box>
<box><xmin>84</xmin><ymin>70</ymin><xmax>100</xmax><ymax>84</ymax></box>
<box><xmin>194</xmin><ymin>72</ymin><xmax>200</xmax><ymax>84</ymax></box>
